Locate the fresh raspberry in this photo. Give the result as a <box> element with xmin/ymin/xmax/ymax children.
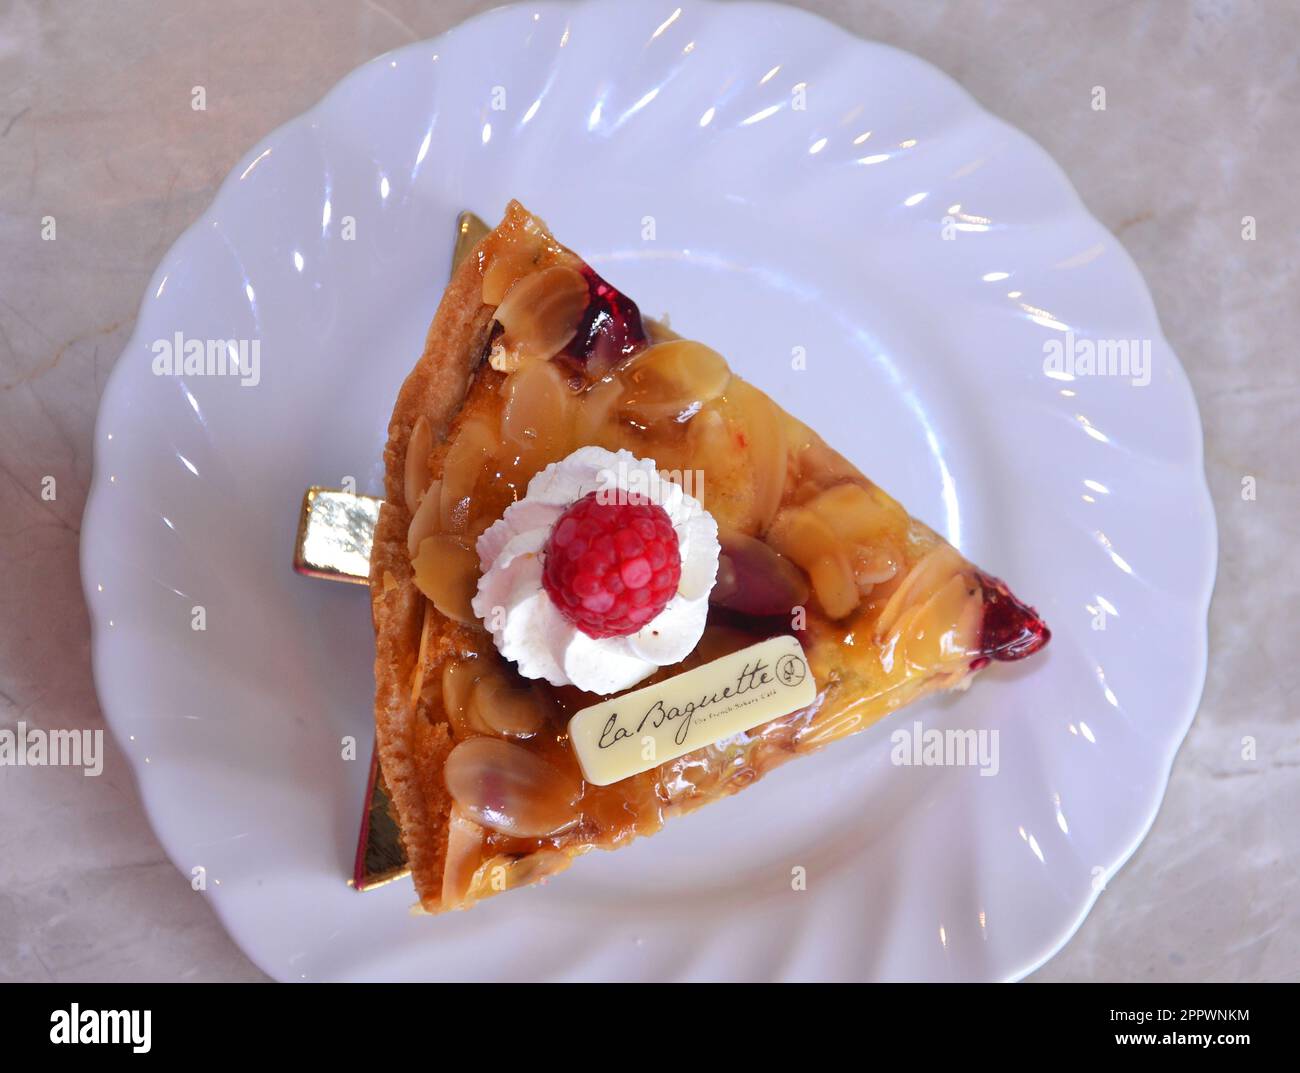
<box><xmin>542</xmin><ymin>490</ymin><xmax>682</xmax><ymax>639</ymax></box>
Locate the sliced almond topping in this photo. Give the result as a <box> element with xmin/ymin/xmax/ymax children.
<box><xmin>953</xmin><ymin>581</ymin><xmax>984</xmax><ymax>654</ymax></box>
<box><xmin>479</xmin><ymin>206</ymin><xmax>561</xmax><ymax>304</ymax></box>
<box><xmin>439</xmin><ymin>417</ymin><xmax>497</xmax><ymax>533</ymax></box>
<box><xmin>407</xmin><ymin>478</ymin><xmax>443</xmax><ymax>558</ymax></box>
<box><xmin>874</xmin><ymin>545</ymin><xmax>964</xmax><ymax>640</ymax></box>
<box><xmin>404</xmin><ymin>415</ymin><xmax>434</xmax><ymax>514</ymax></box>
<box><xmin>722</xmin><ymin>380</ymin><xmax>786</xmax><ymax>534</ymax></box>
<box><xmin>851</xmin><ymin>547</ymin><xmax>898</xmax><ymax>594</ymax></box>
<box><xmin>490</xmin><ymin>265</ymin><xmax>589</xmax><ymax>371</ymax></box>
<box><xmin>500</xmin><ymin>359</ymin><xmax>572</xmax><ymax>471</ymax></box>
<box><xmin>766</xmin><ymin>506</ymin><xmax>859</xmax><ymax>619</ymax></box>
<box><xmin>441</xmin><ymin>806</ymin><xmax>485</xmax><ymax>908</ymax></box>
<box><xmin>889</xmin><ymin>573</ymin><xmax>979</xmax><ymax>671</ymax></box>
<box><xmin>442</xmin><ymin>659</ymin><xmax>488</xmax><ymax>738</ymax></box>
<box><xmin>807</xmin><ymin>553</ymin><xmax>860</xmax><ymax>620</ymax></box>
<box><xmin>686</xmin><ymin>408</ymin><xmax>748</xmax><ymax>527</ymax></box>
<box><xmin>496</xmin><ymin>848</ymin><xmax>570</xmax><ymax>889</ymax></box>
<box><xmin>573</xmin><ymin>374</ymin><xmax>624</xmax><ymax>449</ymax></box>
<box><xmin>620</xmin><ymin>339</ymin><xmax>731</xmax><ymax>424</ymax></box>
<box><xmin>792</xmin><ymin>428</ymin><xmax>862</xmax><ymax>486</ymax></box>
<box><xmin>806</xmin><ymin>482</ymin><xmax>906</xmax><ymax>548</ymax></box>
<box><xmin>411</xmin><ymin>534</ymin><xmax>479</xmax><ymax>625</ymax></box>
<box><xmin>410</xmin><ymin>600</ymin><xmax>434</xmax><ymax>705</ymax></box>
<box><xmin>482</xmin><ymin>245</ymin><xmax>542</xmax><ymax>306</ymax></box>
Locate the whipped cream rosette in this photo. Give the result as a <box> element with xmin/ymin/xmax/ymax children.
<box><xmin>471</xmin><ymin>446</ymin><xmax>720</xmax><ymax>694</ymax></box>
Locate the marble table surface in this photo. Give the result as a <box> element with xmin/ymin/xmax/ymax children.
<box><xmin>1</xmin><ymin>0</ymin><xmax>1296</xmax><ymax>983</ymax></box>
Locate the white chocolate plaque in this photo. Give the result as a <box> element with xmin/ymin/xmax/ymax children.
<box><xmin>567</xmin><ymin>635</ymin><xmax>817</xmax><ymax>786</ymax></box>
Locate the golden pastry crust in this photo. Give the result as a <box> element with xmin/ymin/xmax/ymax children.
<box><xmin>368</xmin><ymin>228</ymin><xmax>496</xmax><ymax>908</ymax></box>
<box><xmin>371</xmin><ymin>201</ymin><xmax>592</xmax><ymax>910</ymax></box>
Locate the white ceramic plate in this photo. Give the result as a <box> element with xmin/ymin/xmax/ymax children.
<box><xmin>81</xmin><ymin>0</ymin><xmax>1216</xmax><ymax>981</ymax></box>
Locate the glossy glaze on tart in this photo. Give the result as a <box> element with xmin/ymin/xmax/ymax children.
<box><xmin>370</xmin><ymin>201</ymin><xmax>1049</xmax><ymax>913</ymax></box>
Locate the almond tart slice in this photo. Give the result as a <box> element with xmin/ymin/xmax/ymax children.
<box><xmin>370</xmin><ymin>200</ymin><xmax>1050</xmax><ymax>913</ymax></box>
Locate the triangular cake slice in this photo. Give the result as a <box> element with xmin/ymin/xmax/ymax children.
<box><xmin>370</xmin><ymin>201</ymin><xmax>1049</xmax><ymax>913</ymax></box>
